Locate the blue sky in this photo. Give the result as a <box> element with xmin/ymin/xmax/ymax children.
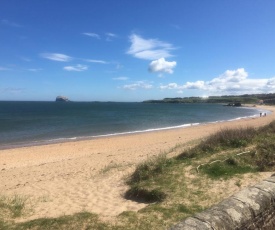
<box><xmin>1</xmin><ymin>0</ymin><xmax>275</xmax><ymax>102</ymax></box>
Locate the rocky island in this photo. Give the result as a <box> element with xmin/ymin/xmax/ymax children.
<box><xmin>55</xmin><ymin>96</ymin><xmax>69</xmax><ymax>102</ymax></box>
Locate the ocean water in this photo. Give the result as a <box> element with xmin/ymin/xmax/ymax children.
<box><xmin>0</xmin><ymin>101</ymin><xmax>268</xmax><ymax>149</ymax></box>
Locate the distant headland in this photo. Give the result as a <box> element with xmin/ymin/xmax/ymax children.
<box><xmin>55</xmin><ymin>96</ymin><xmax>70</xmax><ymax>102</ymax></box>
<box><xmin>142</xmin><ymin>93</ymin><xmax>275</xmax><ymax>105</ymax></box>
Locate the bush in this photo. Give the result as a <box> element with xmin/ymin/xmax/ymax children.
<box><xmin>127</xmin><ymin>154</ymin><xmax>174</xmax><ymax>185</ymax></box>
<box><xmin>254</xmin><ymin>138</ymin><xmax>275</xmax><ymax>171</ymax></box>
<box><xmin>0</xmin><ymin>195</ymin><xmax>26</xmax><ymax>219</ymax></box>
<box><xmin>177</xmin><ymin>127</ymin><xmax>257</xmax><ymax>160</ymax></box>
<box><xmin>124</xmin><ymin>187</ymin><xmax>167</xmax><ymax>203</ymax></box>
<box><xmin>203</xmin><ymin>127</ymin><xmax>256</xmax><ymax>148</ymax></box>
<box><xmin>259</xmin><ymin>120</ymin><xmax>275</xmax><ymax>134</ymax></box>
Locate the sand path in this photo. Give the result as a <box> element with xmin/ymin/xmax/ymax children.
<box><xmin>0</xmin><ymin>105</ymin><xmax>274</xmax><ymax>221</ymax></box>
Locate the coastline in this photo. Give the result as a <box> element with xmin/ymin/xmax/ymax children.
<box><xmin>0</xmin><ymin>105</ymin><xmax>275</xmax><ymax>221</ymax></box>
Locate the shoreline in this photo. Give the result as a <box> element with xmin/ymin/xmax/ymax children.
<box><xmin>0</xmin><ymin>105</ymin><xmax>274</xmax><ymax>168</ymax></box>
<box><xmin>0</xmin><ymin>105</ymin><xmax>275</xmax><ymax>221</ymax></box>
<box><xmin>0</xmin><ymin>105</ymin><xmax>270</xmax><ymax>151</ymax></box>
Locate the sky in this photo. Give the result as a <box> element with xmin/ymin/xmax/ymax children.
<box><xmin>1</xmin><ymin>0</ymin><xmax>275</xmax><ymax>102</ymax></box>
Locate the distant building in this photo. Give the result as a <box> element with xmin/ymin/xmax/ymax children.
<box><xmin>234</xmin><ymin>102</ymin><xmax>242</xmax><ymax>107</ymax></box>
<box><xmin>224</xmin><ymin>101</ymin><xmax>242</xmax><ymax>107</ymax></box>
<box><xmin>258</xmin><ymin>100</ymin><xmax>264</xmax><ymax>105</ymax></box>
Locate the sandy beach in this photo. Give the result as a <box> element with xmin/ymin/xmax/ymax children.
<box><xmin>0</xmin><ymin>105</ymin><xmax>275</xmax><ymax>221</ymax></box>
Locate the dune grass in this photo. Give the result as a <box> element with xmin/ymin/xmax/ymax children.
<box><xmin>0</xmin><ymin>195</ymin><xmax>27</xmax><ymax>219</ymax></box>
<box><xmin>2</xmin><ymin>120</ymin><xmax>275</xmax><ymax>229</ymax></box>
<box><xmin>13</xmin><ymin>212</ymin><xmax>110</xmax><ymax>230</ymax></box>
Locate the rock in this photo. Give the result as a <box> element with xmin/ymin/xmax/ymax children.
<box><xmin>170</xmin><ymin>176</ymin><xmax>275</xmax><ymax>230</ymax></box>
<box><xmin>55</xmin><ymin>96</ymin><xmax>69</xmax><ymax>102</ymax></box>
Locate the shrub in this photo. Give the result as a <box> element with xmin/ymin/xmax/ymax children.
<box><xmin>254</xmin><ymin>138</ymin><xmax>275</xmax><ymax>171</ymax></box>
<box><xmin>124</xmin><ymin>187</ymin><xmax>166</xmax><ymax>203</ymax></box>
<box><xmin>203</xmin><ymin>127</ymin><xmax>256</xmax><ymax>148</ymax></box>
<box><xmin>259</xmin><ymin>120</ymin><xmax>275</xmax><ymax>134</ymax></box>
<box><xmin>0</xmin><ymin>195</ymin><xmax>26</xmax><ymax>218</ymax></box>
<box><xmin>177</xmin><ymin>127</ymin><xmax>257</xmax><ymax>160</ymax></box>
<box><xmin>127</xmin><ymin>154</ymin><xmax>173</xmax><ymax>185</ymax></box>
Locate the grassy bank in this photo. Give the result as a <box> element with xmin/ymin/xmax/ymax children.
<box><xmin>1</xmin><ymin>121</ymin><xmax>275</xmax><ymax>229</ymax></box>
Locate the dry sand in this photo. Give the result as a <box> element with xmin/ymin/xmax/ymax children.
<box><xmin>0</xmin><ymin>105</ymin><xmax>274</xmax><ymax>221</ymax></box>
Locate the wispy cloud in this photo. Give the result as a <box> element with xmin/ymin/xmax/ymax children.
<box><xmin>127</xmin><ymin>34</ymin><xmax>175</xmax><ymax>60</ymax></box>
<box><xmin>63</xmin><ymin>64</ymin><xmax>88</xmax><ymax>72</ymax></box>
<box><xmin>122</xmin><ymin>81</ymin><xmax>153</xmax><ymax>90</ymax></box>
<box><xmin>106</xmin><ymin>32</ymin><xmax>117</xmax><ymax>41</ymax></box>
<box><xmin>113</xmin><ymin>76</ymin><xmax>129</xmax><ymax>81</ymax></box>
<box><xmin>171</xmin><ymin>24</ymin><xmax>181</xmax><ymax>30</ymax></box>
<box><xmin>116</xmin><ymin>63</ymin><xmax>123</xmax><ymax>69</ymax></box>
<box><xmin>83</xmin><ymin>32</ymin><xmax>100</xmax><ymax>39</ymax></box>
<box><xmin>0</xmin><ymin>67</ymin><xmax>10</xmax><ymax>71</ymax></box>
<box><xmin>40</xmin><ymin>53</ymin><xmax>72</xmax><ymax>62</ymax></box>
<box><xmin>82</xmin><ymin>32</ymin><xmax>118</xmax><ymax>41</ymax></box>
<box><xmin>1</xmin><ymin>19</ymin><xmax>22</xmax><ymax>27</ymax></box>
<box><xmin>160</xmin><ymin>68</ymin><xmax>275</xmax><ymax>95</ymax></box>
<box><xmin>28</xmin><ymin>68</ymin><xmax>42</xmax><ymax>72</ymax></box>
<box><xmin>106</xmin><ymin>32</ymin><xmax>117</xmax><ymax>37</ymax></box>
<box><xmin>0</xmin><ymin>87</ymin><xmax>24</xmax><ymax>94</ymax></box>
<box><xmin>148</xmin><ymin>58</ymin><xmax>177</xmax><ymax>74</ymax></box>
<box><xmin>20</xmin><ymin>57</ymin><xmax>32</xmax><ymax>62</ymax></box>
<box><xmin>86</xmin><ymin>59</ymin><xmax>108</xmax><ymax>64</ymax></box>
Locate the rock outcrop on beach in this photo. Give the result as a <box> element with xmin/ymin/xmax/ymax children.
<box><xmin>56</xmin><ymin>96</ymin><xmax>69</xmax><ymax>102</ymax></box>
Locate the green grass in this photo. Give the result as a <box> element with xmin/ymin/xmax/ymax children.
<box><xmin>200</xmin><ymin>160</ymin><xmax>256</xmax><ymax>179</ymax></box>
<box><xmin>2</xmin><ymin>120</ymin><xmax>275</xmax><ymax>229</ymax></box>
<box><xmin>0</xmin><ymin>195</ymin><xmax>27</xmax><ymax>219</ymax></box>
<box><xmin>176</xmin><ymin>127</ymin><xmax>257</xmax><ymax>160</ymax></box>
<box><xmin>124</xmin><ymin>121</ymin><xmax>275</xmax><ymax>207</ymax></box>
<box><xmin>13</xmin><ymin>212</ymin><xmax>111</xmax><ymax>230</ymax></box>
<box><xmin>126</xmin><ymin>153</ymin><xmax>174</xmax><ymax>185</ymax></box>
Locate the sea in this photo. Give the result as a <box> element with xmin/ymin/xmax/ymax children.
<box><xmin>0</xmin><ymin>101</ymin><xmax>269</xmax><ymax>149</ymax></box>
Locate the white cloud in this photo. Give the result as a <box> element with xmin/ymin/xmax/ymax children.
<box><xmin>184</xmin><ymin>81</ymin><xmax>205</xmax><ymax>89</ymax></box>
<box><xmin>135</xmin><ymin>50</ymin><xmax>173</xmax><ymax>61</ymax></box>
<box><xmin>41</xmin><ymin>53</ymin><xmax>72</xmax><ymax>62</ymax></box>
<box><xmin>86</xmin><ymin>59</ymin><xmax>108</xmax><ymax>64</ymax></box>
<box><xmin>159</xmin><ymin>68</ymin><xmax>275</xmax><ymax>95</ymax></box>
<box><xmin>160</xmin><ymin>83</ymin><xmax>181</xmax><ymax>90</ymax></box>
<box><xmin>63</xmin><ymin>64</ymin><xmax>88</xmax><ymax>72</ymax></box>
<box><xmin>83</xmin><ymin>33</ymin><xmax>100</xmax><ymax>39</ymax></box>
<box><xmin>206</xmin><ymin>68</ymin><xmax>257</xmax><ymax>93</ymax></box>
<box><xmin>209</xmin><ymin>68</ymin><xmax>248</xmax><ymax>85</ymax></box>
<box><xmin>149</xmin><ymin>58</ymin><xmax>176</xmax><ymax>74</ymax></box>
<box><xmin>127</xmin><ymin>34</ymin><xmax>174</xmax><ymax>60</ymax></box>
<box><xmin>122</xmin><ymin>81</ymin><xmax>153</xmax><ymax>90</ymax></box>
<box><xmin>113</xmin><ymin>77</ymin><xmax>129</xmax><ymax>81</ymax></box>
<box><xmin>266</xmin><ymin>77</ymin><xmax>275</xmax><ymax>89</ymax></box>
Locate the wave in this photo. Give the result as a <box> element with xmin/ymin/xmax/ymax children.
<box><xmin>27</xmin><ymin>111</ymin><xmax>266</xmax><ymax>145</ymax></box>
